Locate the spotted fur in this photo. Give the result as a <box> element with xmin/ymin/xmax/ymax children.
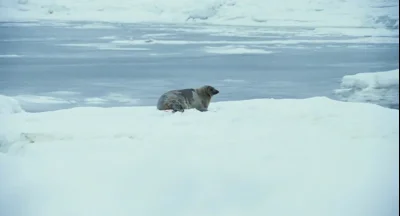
<box><xmin>157</xmin><ymin>85</ymin><xmax>219</xmax><ymax>112</ymax></box>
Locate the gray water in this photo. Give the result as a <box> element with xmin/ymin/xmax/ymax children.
<box><xmin>0</xmin><ymin>21</ymin><xmax>398</xmax><ymax>112</ymax></box>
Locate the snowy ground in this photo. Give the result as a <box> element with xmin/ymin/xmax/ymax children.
<box><xmin>1</xmin><ymin>22</ymin><xmax>398</xmax><ymax>112</ymax></box>
<box><xmin>0</xmin><ymin>1</ymin><xmax>399</xmax><ymax>215</ymax></box>
<box><xmin>0</xmin><ymin>0</ymin><xmax>398</xmax><ymax>30</ymax></box>
<box><xmin>0</xmin><ymin>96</ymin><xmax>399</xmax><ymax>216</ymax></box>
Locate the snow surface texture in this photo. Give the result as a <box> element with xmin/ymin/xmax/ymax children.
<box><xmin>0</xmin><ymin>0</ymin><xmax>398</xmax><ymax>30</ymax></box>
<box><xmin>334</xmin><ymin>69</ymin><xmax>399</xmax><ymax>109</ymax></box>
<box><xmin>0</xmin><ymin>97</ymin><xmax>399</xmax><ymax>216</ymax></box>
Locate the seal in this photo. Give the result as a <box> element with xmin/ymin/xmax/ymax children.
<box><xmin>157</xmin><ymin>85</ymin><xmax>219</xmax><ymax>113</ymax></box>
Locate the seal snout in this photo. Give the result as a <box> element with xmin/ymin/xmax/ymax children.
<box><xmin>205</xmin><ymin>85</ymin><xmax>219</xmax><ymax>96</ymax></box>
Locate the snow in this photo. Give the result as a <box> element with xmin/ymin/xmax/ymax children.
<box><xmin>13</xmin><ymin>95</ymin><xmax>76</xmax><ymax>105</ymax></box>
<box><xmin>83</xmin><ymin>97</ymin><xmax>108</xmax><ymax>105</ymax></box>
<box><xmin>334</xmin><ymin>69</ymin><xmax>399</xmax><ymax>108</ymax></box>
<box><xmin>45</xmin><ymin>91</ymin><xmax>80</xmax><ymax>96</ymax></box>
<box><xmin>0</xmin><ymin>95</ymin><xmax>25</xmax><ymax>114</ymax></box>
<box><xmin>0</xmin><ymin>96</ymin><xmax>398</xmax><ymax>216</ymax></box>
<box><xmin>101</xmin><ymin>93</ymin><xmax>141</xmax><ymax>104</ymax></box>
<box><xmin>222</xmin><ymin>79</ymin><xmax>247</xmax><ymax>83</ymax></box>
<box><xmin>158</xmin><ymin>25</ymin><xmax>399</xmax><ymax>38</ymax></box>
<box><xmin>68</xmin><ymin>23</ymin><xmax>117</xmax><ymax>29</ymax></box>
<box><xmin>59</xmin><ymin>43</ymin><xmax>150</xmax><ymax>51</ymax></box>
<box><xmin>0</xmin><ymin>0</ymin><xmax>398</xmax><ymax>32</ymax></box>
<box><xmin>203</xmin><ymin>45</ymin><xmax>274</xmax><ymax>54</ymax></box>
<box><xmin>0</xmin><ymin>54</ymin><xmax>23</xmax><ymax>58</ymax></box>
<box><xmin>2</xmin><ymin>93</ymin><xmax>141</xmax><ymax>110</ymax></box>
<box><xmin>111</xmin><ymin>37</ymin><xmax>398</xmax><ymax>45</ymax></box>
<box><xmin>0</xmin><ymin>37</ymin><xmax>56</xmax><ymax>42</ymax></box>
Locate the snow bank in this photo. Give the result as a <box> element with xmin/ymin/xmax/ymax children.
<box><xmin>0</xmin><ymin>95</ymin><xmax>25</xmax><ymax>151</ymax></box>
<box><xmin>13</xmin><ymin>95</ymin><xmax>76</xmax><ymax>105</ymax></box>
<box><xmin>0</xmin><ymin>0</ymin><xmax>398</xmax><ymax>30</ymax></box>
<box><xmin>334</xmin><ymin>69</ymin><xmax>399</xmax><ymax>109</ymax></box>
<box><xmin>0</xmin><ymin>95</ymin><xmax>24</xmax><ymax>114</ymax></box>
<box><xmin>0</xmin><ymin>97</ymin><xmax>398</xmax><ymax>216</ymax></box>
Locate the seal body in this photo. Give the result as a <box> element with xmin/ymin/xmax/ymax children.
<box><xmin>157</xmin><ymin>85</ymin><xmax>219</xmax><ymax>112</ymax></box>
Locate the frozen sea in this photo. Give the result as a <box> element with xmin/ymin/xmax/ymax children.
<box><xmin>0</xmin><ymin>21</ymin><xmax>398</xmax><ymax>112</ymax></box>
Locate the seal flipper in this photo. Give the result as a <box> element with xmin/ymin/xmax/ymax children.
<box><xmin>172</xmin><ymin>104</ymin><xmax>185</xmax><ymax>113</ymax></box>
<box><xmin>195</xmin><ymin>107</ymin><xmax>208</xmax><ymax>112</ymax></box>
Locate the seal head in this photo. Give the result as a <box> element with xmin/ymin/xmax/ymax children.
<box><xmin>203</xmin><ymin>85</ymin><xmax>219</xmax><ymax>96</ymax></box>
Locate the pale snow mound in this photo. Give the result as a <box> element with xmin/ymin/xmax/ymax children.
<box><xmin>334</xmin><ymin>69</ymin><xmax>399</xmax><ymax>109</ymax></box>
<box><xmin>0</xmin><ymin>0</ymin><xmax>398</xmax><ymax>30</ymax></box>
<box><xmin>0</xmin><ymin>95</ymin><xmax>25</xmax><ymax>114</ymax></box>
<box><xmin>0</xmin><ymin>95</ymin><xmax>25</xmax><ymax>151</ymax></box>
<box><xmin>0</xmin><ymin>97</ymin><xmax>398</xmax><ymax>216</ymax></box>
